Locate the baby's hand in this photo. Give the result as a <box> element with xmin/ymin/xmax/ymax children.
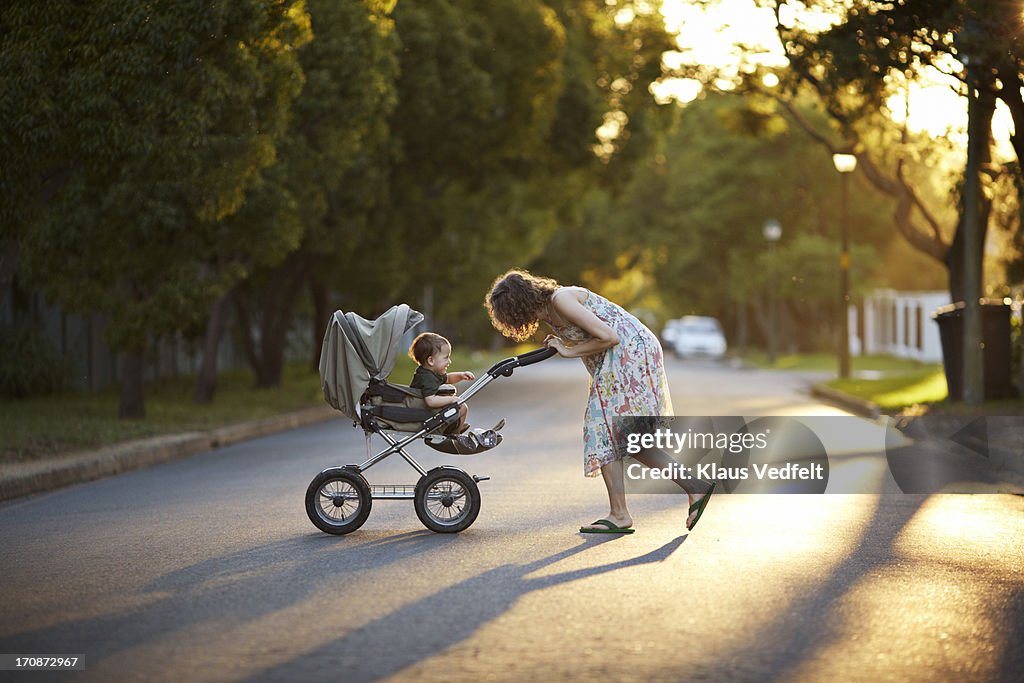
<box><xmin>462</xmin><ymin>371</ymin><xmax>476</xmax><ymax>382</ymax></box>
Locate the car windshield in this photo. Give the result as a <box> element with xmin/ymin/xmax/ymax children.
<box><xmin>681</xmin><ymin>320</ymin><xmax>720</xmax><ymax>334</ymax></box>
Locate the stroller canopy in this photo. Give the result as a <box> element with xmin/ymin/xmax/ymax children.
<box><xmin>319</xmin><ymin>304</ymin><xmax>424</xmax><ymax>421</ymax></box>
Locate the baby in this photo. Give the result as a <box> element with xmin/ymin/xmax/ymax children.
<box><xmin>408</xmin><ymin>332</ymin><xmax>474</xmax><ymax>433</ymax></box>
<box><xmin>408</xmin><ymin>332</ymin><xmax>503</xmax><ymax>452</ymax></box>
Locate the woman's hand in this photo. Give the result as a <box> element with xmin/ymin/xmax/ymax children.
<box><xmin>545</xmin><ymin>335</ymin><xmax>570</xmax><ymax>357</ymax></box>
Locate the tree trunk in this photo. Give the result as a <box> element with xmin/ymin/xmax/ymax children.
<box><xmin>309</xmin><ymin>276</ymin><xmax>329</xmax><ymax>373</ymax></box>
<box><xmin>736</xmin><ymin>300</ymin><xmax>748</xmax><ymax>353</ymax></box>
<box><xmin>193</xmin><ymin>293</ymin><xmax>230</xmax><ymax>404</ymax></box>
<box><xmin>256</xmin><ymin>268</ymin><xmax>305</xmax><ymax>388</ymax></box>
<box><xmin>235</xmin><ymin>257</ymin><xmax>307</xmax><ymax>388</ymax></box>
<box><xmin>1019</xmin><ymin>320</ymin><xmax>1024</xmax><ymax>397</ymax></box>
<box><xmin>233</xmin><ymin>290</ymin><xmax>259</xmax><ymax>377</ymax></box>
<box><xmin>119</xmin><ymin>351</ymin><xmax>145</xmax><ymax>419</ymax></box>
<box><xmin>751</xmin><ymin>299</ymin><xmax>770</xmax><ymax>351</ymax></box>
<box><xmin>944</xmin><ymin>88</ymin><xmax>997</xmax><ymax>303</ymax></box>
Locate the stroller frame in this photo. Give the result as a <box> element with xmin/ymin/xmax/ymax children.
<box><xmin>306</xmin><ymin>346</ymin><xmax>556</xmax><ymax>534</ymax></box>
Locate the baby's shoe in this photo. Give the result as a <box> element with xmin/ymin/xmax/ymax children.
<box><xmin>470</xmin><ymin>428</ymin><xmax>502</xmax><ymax>449</ymax></box>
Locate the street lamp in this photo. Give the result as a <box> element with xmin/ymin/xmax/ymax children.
<box><xmin>763</xmin><ymin>219</ymin><xmax>782</xmax><ymax>365</ymax></box>
<box><xmin>832</xmin><ymin>152</ymin><xmax>857</xmax><ymax>379</ymax></box>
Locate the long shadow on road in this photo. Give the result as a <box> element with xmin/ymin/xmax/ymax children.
<box><xmin>247</xmin><ymin>533</ymin><xmax>688</xmax><ymax>682</ymax></box>
<box><xmin>0</xmin><ymin>530</ymin><xmax>459</xmax><ymax>676</ymax></box>
<box><xmin>0</xmin><ymin>530</ymin><xmax>685</xmax><ymax>682</ymax></box>
<box><xmin>691</xmin><ymin>494</ymin><xmax>1023</xmax><ymax>683</ymax></box>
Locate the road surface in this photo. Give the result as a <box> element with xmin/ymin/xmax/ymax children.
<box><xmin>1</xmin><ymin>357</ymin><xmax>1021</xmax><ymax>681</ymax></box>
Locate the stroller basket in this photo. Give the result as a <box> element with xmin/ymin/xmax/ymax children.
<box><xmin>369</xmin><ymin>484</ymin><xmax>416</xmax><ymax>500</ymax></box>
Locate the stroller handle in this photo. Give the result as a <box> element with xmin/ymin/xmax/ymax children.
<box><xmin>515</xmin><ymin>346</ymin><xmax>559</xmax><ymax>366</ymax></box>
<box><xmin>486</xmin><ymin>346</ymin><xmax>558</xmax><ymax>378</ymax></box>
<box><xmin>454</xmin><ymin>346</ymin><xmax>557</xmax><ymax>405</ymax></box>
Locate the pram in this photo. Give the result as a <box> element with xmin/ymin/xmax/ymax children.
<box><xmin>307</xmin><ymin>304</ymin><xmax>556</xmax><ymax>535</ymax></box>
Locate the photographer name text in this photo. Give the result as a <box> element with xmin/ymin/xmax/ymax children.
<box><xmin>626</xmin><ymin>462</ymin><xmax>825</xmax><ymax>481</ymax></box>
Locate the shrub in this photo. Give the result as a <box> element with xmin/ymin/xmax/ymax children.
<box><xmin>0</xmin><ymin>323</ymin><xmax>71</xmax><ymax>398</ymax></box>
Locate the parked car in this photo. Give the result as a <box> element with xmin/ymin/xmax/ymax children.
<box><xmin>660</xmin><ymin>318</ymin><xmax>686</xmax><ymax>348</ymax></box>
<box><xmin>666</xmin><ymin>316</ymin><xmax>727</xmax><ymax>358</ymax></box>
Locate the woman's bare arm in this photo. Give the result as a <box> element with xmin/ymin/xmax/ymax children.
<box><xmin>546</xmin><ymin>289</ymin><xmax>619</xmax><ymax>358</ymax></box>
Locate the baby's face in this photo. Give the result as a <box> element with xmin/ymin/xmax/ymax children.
<box><xmin>425</xmin><ymin>343</ymin><xmax>452</xmax><ymax>375</ymax></box>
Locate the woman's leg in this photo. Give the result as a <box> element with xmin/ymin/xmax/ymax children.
<box><xmin>629</xmin><ymin>447</ymin><xmax>713</xmax><ymax>528</ymax></box>
<box><xmin>581</xmin><ymin>459</ymin><xmax>633</xmax><ymax>530</ymax></box>
<box><xmin>629</xmin><ymin>447</ymin><xmax>706</xmax><ymax>498</ymax></box>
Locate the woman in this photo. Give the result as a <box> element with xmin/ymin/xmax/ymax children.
<box><xmin>485</xmin><ymin>269</ymin><xmax>715</xmax><ymax>533</ymax></box>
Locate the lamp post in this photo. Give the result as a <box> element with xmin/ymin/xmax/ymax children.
<box><xmin>763</xmin><ymin>219</ymin><xmax>782</xmax><ymax>365</ymax></box>
<box><xmin>832</xmin><ymin>152</ymin><xmax>857</xmax><ymax>379</ymax></box>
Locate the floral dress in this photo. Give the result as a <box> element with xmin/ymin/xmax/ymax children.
<box><xmin>549</xmin><ymin>289</ymin><xmax>673</xmax><ymax>476</ymax></box>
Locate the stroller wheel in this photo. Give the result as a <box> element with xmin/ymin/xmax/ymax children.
<box><xmin>414</xmin><ymin>467</ymin><xmax>481</xmax><ymax>533</ymax></box>
<box><xmin>306</xmin><ymin>467</ymin><xmax>372</xmax><ymax>535</ymax></box>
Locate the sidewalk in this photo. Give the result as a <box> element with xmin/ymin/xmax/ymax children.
<box><xmin>812</xmin><ymin>381</ymin><xmax>1024</xmax><ymax>482</ymax></box>
<box><xmin>0</xmin><ymin>405</ymin><xmax>337</xmax><ymax>502</ymax></box>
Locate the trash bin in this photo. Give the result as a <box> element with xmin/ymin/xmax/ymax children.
<box><xmin>932</xmin><ymin>300</ymin><xmax>1014</xmax><ymax>401</ymax></box>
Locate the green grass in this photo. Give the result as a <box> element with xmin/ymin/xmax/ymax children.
<box><xmin>742</xmin><ymin>351</ymin><xmax>950</xmax><ymax>411</ymax></box>
<box><xmin>1</xmin><ymin>348</ymin><xmax>524</xmax><ymax>463</ymax></box>
<box><xmin>0</xmin><ymin>363</ymin><xmax>325</xmax><ymax>463</ymax></box>
<box><xmin>743</xmin><ymin>351</ymin><xmax>939</xmax><ymax>375</ymax></box>
<box><xmin>826</xmin><ymin>367</ymin><xmax>948</xmax><ymax>411</ymax></box>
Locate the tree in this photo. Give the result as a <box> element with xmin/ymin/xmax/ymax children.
<box><xmin>382</xmin><ymin>0</ymin><xmax>568</xmax><ymax>331</ymax></box>
<box><xmin>581</xmin><ymin>94</ymin><xmax>899</xmax><ymax>350</ymax></box>
<box><xmin>526</xmin><ymin>0</ymin><xmax>679</xmax><ymax>301</ymax></box>
<box><xmin>0</xmin><ymin>0</ymin><xmax>310</xmax><ymax>416</ymax></box>
<box><xmin>677</xmin><ymin>0</ymin><xmax>1024</xmax><ymax>303</ymax></box>
<box><xmin>213</xmin><ymin>0</ymin><xmax>399</xmax><ymax>390</ymax></box>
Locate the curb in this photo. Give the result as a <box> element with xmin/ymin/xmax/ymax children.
<box><xmin>811</xmin><ymin>388</ymin><xmax>1024</xmax><ymax>483</ymax></box>
<box><xmin>0</xmin><ymin>405</ymin><xmax>338</xmax><ymax>503</ymax></box>
<box><xmin>811</xmin><ymin>384</ymin><xmax>881</xmax><ymax>419</ymax></box>
<box><xmin>948</xmin><ymin>434</ymin><xmax>1024</xmax><ymax>480</ymax></box>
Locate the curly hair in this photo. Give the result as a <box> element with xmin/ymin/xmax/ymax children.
<box><xmin>485</xmin><ymin>269</ymin><xmax>561</xmax><ymax>341</ymax></box>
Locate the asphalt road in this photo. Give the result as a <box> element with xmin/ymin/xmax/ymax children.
<box><xmin>1</xmin><ymin>356</ymin><xmax>1022</xmax><ymax>682</ymax></box>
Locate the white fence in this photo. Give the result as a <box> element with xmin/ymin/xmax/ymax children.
<box><xmin>856</xmin><ymin>290</ymin><xmax>950</xmax><ymax>363</ymax></box>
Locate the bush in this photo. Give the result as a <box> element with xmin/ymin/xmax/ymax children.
<box><xmin>0</xmin><ymin>323</ymin><xmax>70</xmax><ymax>398</ymax></box>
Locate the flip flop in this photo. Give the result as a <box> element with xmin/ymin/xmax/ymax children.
<box><xmin>686</xmin><ymin>482</ymin><xmax>716</xmax><ymax>530</ymax></box>
<box><xmin>580</xmin><ymin>519</ymin><xmax>635</xmax><ymax>534</ymax></box>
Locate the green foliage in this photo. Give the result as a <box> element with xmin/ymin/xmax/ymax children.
<box><xmin>2</xmin><ymin>0</ymin><xmax>683</xmax><ymax>401</ymax></box>
<box><xmin>766</xmin><ymin>0</ymin><xmax>1024</xmax><ymax>287</ymax></box>
<box><xmin>383</xmin><ymin>0</ymin><xmax>548</xmax><ymax>335</ymax></box>
<box><xmin>377</xmin><ymin>0</ymin><xmax>678</xmax><ymax>344</ymax></box>
<box><xmin>228</xmin><ymin>0</ymin><xmax>402</xmax><ymax>383</ymax></box>
<box><xmin>297</xmin><ymin>0</ymin><xmax>401</xmax><ymax>306</ymax></box>
<box><xmin>1</xmin><ymin>0</ymin><xmax>311</xmax><ymax>353</ymax></box>
<box><xmin>0</xmin><ymin>323</ymin><xmax>70</xmax><ymax>398</ymax></box>
<box><xmin>569</xmin><ymin>95</ymin><xmax>896</xmax><ymax>326</ymax></box>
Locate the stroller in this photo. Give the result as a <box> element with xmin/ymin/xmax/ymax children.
<box><xmin>307</xmin><ymin>304</ymin><xmax>555</xmax><ymax>535</ymax></box>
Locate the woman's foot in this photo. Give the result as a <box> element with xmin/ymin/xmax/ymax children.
<box><xmin>685</xmin><ymin>482</ymin><xmax>716</xmax><ymax>530</ymax></box>
<box><xmin>581</xmin><ymin>513</ymin><xmax>632</xmax><ymax>532</ymax></box>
